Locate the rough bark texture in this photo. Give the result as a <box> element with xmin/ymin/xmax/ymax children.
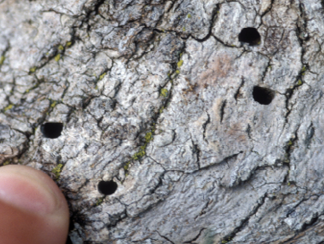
<box><xmin>1</xmin><ymin>0</ymin><xmax>324</xmax><ymax>243</ymax></box>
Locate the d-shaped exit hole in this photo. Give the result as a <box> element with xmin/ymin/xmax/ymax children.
<box><xmin>41</xmin><ymin>122</ymin><xmax>63</xmax><ymax>139</ymax></box>
<box><xmin>239</xmin><ymin>27</ymin><xmax>261</xmax><ymax>46</ymax></box>
<box><xmin>253</xmin><ymin>86</ymin><xmax>275</xmax><ymax>105</ymax></box>
<box><xmin>98</xmin><ymin>180</ymin><xmax>118</xmax><ymax>195</ymax></box>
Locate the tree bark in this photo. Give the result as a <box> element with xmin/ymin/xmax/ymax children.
<box><xmin>1</xmin><ymin>0</ymin><xmax>323</xmax><ymax>243</ymax></box>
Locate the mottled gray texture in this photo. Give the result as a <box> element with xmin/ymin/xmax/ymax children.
<box><xmin>1</xmin><ymin>0</ymin><xmax>324</xmax><ymax>243</ymax></box>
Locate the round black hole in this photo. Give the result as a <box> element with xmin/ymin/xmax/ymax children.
<box><xmin>238</xmin><ymin>27</ymin><xmax>261</xmax><ymax>46</ymax></box>
<box><xmin>41</xmin><ymin>122</ymin><xmax>63</xmax><ymax>139</ymax></box>
<box><xmin>98</xmin><ymin>180</ymin><xmax>118</xmax><ymax>195</ymax></box>
<box><xmin>253</xmin><ymin>86</ymin><xmax>275</xmax><ymax>105</ymax></box>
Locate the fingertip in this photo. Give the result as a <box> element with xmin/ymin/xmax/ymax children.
<box><xmin>0</xmin><ymin>165</ymin><xmax>69</xmax><ymax>244</ymax></box>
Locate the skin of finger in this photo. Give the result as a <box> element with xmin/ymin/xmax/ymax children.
<box><xmin>0</xmin><ymin>165</ymin><xmax>69</xmax><ymax>244</ymax></box>
<box><xmin>0</xmin><ymin>201</ymin><xmax>68</xmax><ymax>244</ymax></box>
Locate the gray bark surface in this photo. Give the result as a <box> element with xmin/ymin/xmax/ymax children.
<box><xmin>1</xmin><ymin>0</ymin><xmax>324</xmax><ymax>243</ymax></box>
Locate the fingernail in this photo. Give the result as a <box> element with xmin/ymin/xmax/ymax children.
<box><xmin>0</xmin><ymin>165</ymin><xmax>61</xmax><ymax>215</ymax></box>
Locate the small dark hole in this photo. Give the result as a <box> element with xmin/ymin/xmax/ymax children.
<box><xmin>41</xmin><ymin>122</ymin><xmax>63</xmax><ymax>138</ymax></box>
<box><xmin>98</xmin><ymin>180</ymin><xmax>118</xmax><ymax>195</ymax></box>
<box><xmin>253</xmin><ymin>86</ymin><xmax>275</xmax><ymax>105</ymax></box>
<box><xmin>238</xmin><ymin>27</ymin><xmax>261</xmax><ymax>46</ymax></box>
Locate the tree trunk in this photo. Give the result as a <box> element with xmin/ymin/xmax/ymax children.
<box><xmin>0</xmin><ymin>0</ymin><xmax>323</xmax><ymax>243</ymax></box>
